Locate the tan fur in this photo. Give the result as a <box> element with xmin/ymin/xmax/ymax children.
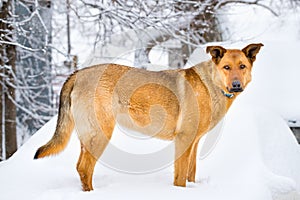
<box><xmin>34</xmin><ymin>74</ymin><xmax>76</xmax><ymax>159</ymax></box>
<box><xmin>34</xmin><ymin>44</ymin><xmax>263</xmax><ymax>191</ymax></box>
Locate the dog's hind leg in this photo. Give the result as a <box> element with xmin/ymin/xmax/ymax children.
<box><xmin>76</xmin><ymin>144</ymin><xmax>97</xmax><ymax>191</ymax></box>
<box><xmin>73</xmin><ymin>105</ymin><xmax>114</xmax><ymax>191</ymax></box>
<box><xmin>76</xmin><ymin>126</ymin><xmax>112</xmax><ymax>191</ymax></box>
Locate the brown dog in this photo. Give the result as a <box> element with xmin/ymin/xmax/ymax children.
<box><xmin>34</xmin><ymin>43</ymin><xmax>263</xmax><ymax>191</ymax></box>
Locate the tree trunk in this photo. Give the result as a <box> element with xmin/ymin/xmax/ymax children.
<box><xmin>0</xmin><ymin>0</ymin><xmax>17</xmax><ymax>160</ymax></box>
<box><xmin>4</xmin><ymin>41</ymin><xmax>17</xmax><ymax>159</ymax></box>
<box><xmin>15</xmin><ymin>0</ymin><xmax>54</xmax><ymax>141</ymax></box>
<box><xmin>175</xmin><ymin>0</ymin><xmax>223</xmax><ymax>66</ymax></box>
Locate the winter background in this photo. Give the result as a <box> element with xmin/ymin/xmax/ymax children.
<box><xmin>0</xmin><ymin>0</ymin><xmax>300</xmax><ymax>200</ymax></box>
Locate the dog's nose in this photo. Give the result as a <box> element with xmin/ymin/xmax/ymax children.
<box><xmin>232</xmin><ymin>80</ymin><xmax>241</xmax><ymax>88</ymax></box>
<box><xmin>229</xmin><ymin>80</ymin><xmax>243</xmax><ymax>92</ymax></box>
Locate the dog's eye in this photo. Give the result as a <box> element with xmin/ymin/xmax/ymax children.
<box><xmin>240</xmin><ymin>64</ymin><xmax>246</xmax><ymax>69</ymax></box>
<box><xmin>223</xmin><ymin>65</ymin><xmax>230</xmax><ymax>70</ymax></box>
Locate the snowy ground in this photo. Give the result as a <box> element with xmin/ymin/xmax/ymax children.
<box><xmin>1</xmin><ymin>44</ymin><xmax>300</xmax><ymax>199</ymax></box>
<box><xmin>0</xmin><ymin>100</ymin><xmax>299</xmax><ymax>200</ymax></box>
<box><xmin>1</xmin><ymin>3</ymin><xmax>300</xmax><ymax>200</ymax></box>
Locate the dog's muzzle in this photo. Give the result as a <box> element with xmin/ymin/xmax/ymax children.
<box><xmin>228</xmin><ymin>80</ymin><xmax>243</xmax><ymax>93</ymax></box>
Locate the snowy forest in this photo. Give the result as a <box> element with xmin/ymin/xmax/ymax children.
<box><xmin>1</xmin><ymin>0</ymin><xmax>300</xmax><ymax>199</ymax></box>
<box><xmin>0</xmin><ymin>0</ymin><xmax>299</xmax><ymax>160</ymax></box>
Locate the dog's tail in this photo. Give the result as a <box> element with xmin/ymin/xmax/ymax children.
<box><xmin>34</xmin><ymin>73</ymin><xmax>77</xmax><ymax>159</ymax></box>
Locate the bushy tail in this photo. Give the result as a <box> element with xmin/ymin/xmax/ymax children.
<box><xmin>34</xmin><ymin>73</ymin><xmax>77</xmax><ymax>159</ymax></box>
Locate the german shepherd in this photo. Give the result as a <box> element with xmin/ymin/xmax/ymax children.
<box><xmin>34</xmin><ymin>43</ymin><xmax>263</xmax><ymax>191</ymax></box>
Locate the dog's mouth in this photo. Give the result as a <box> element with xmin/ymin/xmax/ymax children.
<box><xmin>227</xmin><ymin>87</ymin><xmax>244</xmax><ymax>93</ymax></box>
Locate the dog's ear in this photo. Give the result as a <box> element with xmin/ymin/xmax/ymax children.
<box><xmin>242</xmin><ymin>43</ymin><xmax>264</xmax><ymax>63</ymax></box>
<box><xmin>206</xmin><ymin>46</ymin><xmax>227</xmax><ymax>64</ymax></box>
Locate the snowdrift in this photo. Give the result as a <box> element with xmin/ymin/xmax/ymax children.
<box><xmin>0</xmin><ymin>99</ymin><xmax>299</xmax><ymax>200</ymax></box>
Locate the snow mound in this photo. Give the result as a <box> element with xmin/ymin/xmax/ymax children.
<box><xmin>0</xmin><ymin>100</ymin><xmax>299</xmax><ymax>200</ymax></box>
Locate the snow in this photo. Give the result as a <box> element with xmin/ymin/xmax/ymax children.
<box><xmin>1</xmin><ymin>2</ymin><xmax>300</xmax><ymax>200</ymax></box>
<box><xmin>0</xmin><ymin>99</ymin><xmax>299</xmax><ymax>200</ymax></box>
<box><xmin>2</xmin><ymin>39</ymin><xmax>300</xmax><ymax>200</ymax></box>
<box><xmin>217</xmin><ymin>4</ymin><xmax>300</xmax><ymax>121</ymax></box>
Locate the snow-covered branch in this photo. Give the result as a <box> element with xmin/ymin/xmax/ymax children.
<box><xmin>0</xmin><ymin>40</ymin><xmax>42</xmax><ymax>52</ymax></box>
<box><xmin>217</xmin><ymin>0</ymin><xmax>279</xmax><ymax>16</ymax></box>
<box><xmin>0</xmin><ymin>0</ymin><xmax>55</xmax><ymax>150</ymax></box>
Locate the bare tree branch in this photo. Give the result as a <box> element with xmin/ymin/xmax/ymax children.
<box><xmin>217</xmin><ymin>0</ymin><xmax>279</xmax><ymax>16</ymax></box>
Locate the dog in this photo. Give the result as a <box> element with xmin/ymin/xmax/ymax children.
<box><xmin>34</xmin><ymin>43</ymin><xmax>263</xmax><ymax>191</ymax></box>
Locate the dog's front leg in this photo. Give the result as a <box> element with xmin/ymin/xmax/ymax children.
<box><xmin>187</xmin><ymin>138</ymin><xmax>201</xmax><ymax>182</ymax></box>
<box><xmin>173</xmin><ymin>135</ymin><xmax>193</xmax><ymax>187</ymax></box>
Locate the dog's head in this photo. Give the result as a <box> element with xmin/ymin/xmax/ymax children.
<box><xmin>206</xmin><ymin>43</ymin><xmax>263</xmax><ymax>95</ymax></box>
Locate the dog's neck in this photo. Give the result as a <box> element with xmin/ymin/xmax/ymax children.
<box><xmin>221</xmin><ymin>90</ymin><xmax>238</xmax><ymax>112</ymax></box>
<box><xmin>192</xmin><ymin>61</ymin><xmax>238</xmax><ymax>129</ymax></box>
<box><xmin>221</xmin><ymin>90</ymin><xmax>234</xmax><ymax>99</ymax></box>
